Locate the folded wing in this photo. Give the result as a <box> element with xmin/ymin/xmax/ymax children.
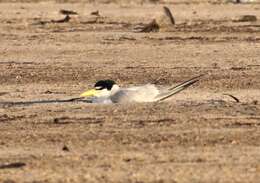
<box><xmin>111</xmin><ymin>84</ymin><xmax>160</xmax><ymax>103</ymax></box>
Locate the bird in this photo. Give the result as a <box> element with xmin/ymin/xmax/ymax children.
<box><xmin>80</xmin><ymin>75</ymin><xmax>202</xmax><ymax>103</ymax></box>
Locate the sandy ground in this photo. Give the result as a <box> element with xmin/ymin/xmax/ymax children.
<box><xmin>0</xmin><ymin>1</ymin><xmax>260</xmax><ymax>182</ymax></box>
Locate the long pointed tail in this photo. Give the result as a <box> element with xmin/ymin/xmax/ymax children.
<box><xmin>156</xmin><ymin>74</ymin><xmax>203</xmax><ymax>102</ymax></box>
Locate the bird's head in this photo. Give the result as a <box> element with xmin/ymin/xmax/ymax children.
<box><xmin>80</xmin><ymin>80</ymin><xmax>118</xmax><ymax>98</ymax></box>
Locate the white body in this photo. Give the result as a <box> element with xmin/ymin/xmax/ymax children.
<box><xmin>90</xmin><ymin>84</ymin><xmax>162</xmax><ymax>103</ymax></box>
<box><xmin>84</xmin><ymin>75</ymin><xmax>201</xmax><ymax>104</ymax></box>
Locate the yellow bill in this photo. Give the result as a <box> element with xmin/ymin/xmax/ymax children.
<box><xmin>80</xmin><ymin>89</ymin><xmax>97</xmax><ymax>97</ymax></box>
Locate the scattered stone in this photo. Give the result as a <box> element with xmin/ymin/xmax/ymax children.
<box><xmin>0</xmin><ymin>162</ymin><xmax>26</xmax><ymax>169</ymax></box>
<box><xmin>60</xmin><ymin>9</ymin><xmax>78</xmax><ymax>15</ymax></box>
<box><xmin>196</xmin><ymin>158</ymin><xmax>204</xmax><ymax>162</ymax></box>
<box><xmin>149</xmin><ymin>0</ymin><xmax>160</xmax><ymax>3</ymax></box>
<box><xmin>123</xmin><ymin>158</ymin><xmax>131</xmax><ymax>162</ymax></box>
<box><xmin>62</xmin><ymin>145</ymin><xmax>70</xmax><ymax>152</ymax></box>
<box><xmin>51</xmin><ymin>15</ymin><xmax>71</xmax><ymax>23</ymax></box>
<box><xmin>118</xmin><ymin>36</ymin><xmax>136</xmax><ymax>41</ymax></box>
<box><xmin>212</xmin><ymin>63</ymin><xmax>218</xmax><ymax>68</ymax></box>
<box><xmin>90</xmin><ymin>10</ymin><xmax>100</xmax><ymax>16</ymax></box>
<box><xmin>228</xmin><ymin>0</ymin><xmax>258</xmax><ymax>3</ymax></box>
<box><xmin>231</xmin><ymin>140</ymin><xmax>238</xmax><ymax>144</ymax></box>
<box><xmin>0</xmin><ymin>92</ymin><xmax>8</xmax><ymax>96</ymax></box>
<box><xmin>53</xmin><ymin>117</ymin><xmax>70</xmax><ymax>124</ymax></box>
<box><xmin>43</xmin><ymin>90</ymin><xmax>53</xmax><ymax>94</ymax></box>
<box><xmin>252</xmin><ymin>100</ymin><xmax>258</xmax><ymax>105</ymax></box>
<box><xmin>53</xmin><ymin>118</ymin><xmax>59</xmax><ymax>124</ymax></box>
<box><xmin>133</xmin><ymin>19</ymin><xmax>159</xmax><ymax>33</ymax></box>
<box><xmin>233</xmin><ymin>15</ymin><xmax>257</xmax><ymax>22</ymax></box>
<box><xmin>34</xmin><ymin>15</ymin><xmax>71</xmax><ymax>25</ymax></box>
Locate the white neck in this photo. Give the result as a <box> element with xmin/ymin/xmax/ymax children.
<box><xmin>110</xmin><ymin>84</ymin><xmax>120</xmax><ymax>95</ymax></box>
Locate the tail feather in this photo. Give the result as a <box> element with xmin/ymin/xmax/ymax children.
<box><xmin>155</xmin><ymin>75</ymin><xmax>203</xmax><ymax>102</ymax></box>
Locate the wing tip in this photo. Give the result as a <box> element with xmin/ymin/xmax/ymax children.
<box><xmin>156</xmin><ymin>74</ymin><xmax>204</xmax><ymax>102</ymax></box>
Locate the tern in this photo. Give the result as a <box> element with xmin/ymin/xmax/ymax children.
<box><xmin>80</xmin><ymin>75</ymin><xmax>202</xmax><ymax>103</ymax></box>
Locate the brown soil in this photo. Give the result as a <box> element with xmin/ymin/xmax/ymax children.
<box><xmin>0</xmin><ymin>1</ymin><xmax>260</xmax><ymax>183</ymax></box>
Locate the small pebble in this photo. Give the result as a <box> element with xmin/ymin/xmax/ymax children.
<box><xmin>62</xmin><ymin>145</ymin><xmax>70</xmax><ymax>152</ymax></box>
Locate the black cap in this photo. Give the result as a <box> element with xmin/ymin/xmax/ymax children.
<box><xmin>94</xmin><ymin>80</ymin><xmax>116</xmax><ymax>90</ymax></box>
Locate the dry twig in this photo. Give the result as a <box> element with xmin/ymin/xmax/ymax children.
<box><xmin>223</xmin><ymin>94</ymin><xmax>240</xmax><ymax>103</ymax></box>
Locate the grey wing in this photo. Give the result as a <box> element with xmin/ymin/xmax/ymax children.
<box><xmin>111</xmin><ymin>84</ymin><xmax>160</xmax><ymax>103</ymax></box>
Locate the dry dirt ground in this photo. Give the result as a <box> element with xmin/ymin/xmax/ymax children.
<box><xmin>0</xmin><ymin>1</ymin><xmax>260</xmax><ymax>183</ymax></box>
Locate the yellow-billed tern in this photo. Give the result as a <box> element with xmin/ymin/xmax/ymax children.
<box><xmin>80</xmin><ymin>75</ymin><xmax>202</xmax><ymax>103</ymax></box>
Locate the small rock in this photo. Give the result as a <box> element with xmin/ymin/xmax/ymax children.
<box><xmin>62</xmin><ymin>145</ymin><xmax>70</xmax><ymax>152</ymax></box>
<box><xmin>123</xmin><ymin>158</ymin><xmax>131</xmax><ymax>162</ymax></box>
<box><xmin>233</xmin><ymin>15</ymin><xmax>257</xmax><ymax>22</ymax></box>
<box><xmin>0</xmin><ymin>92</ymin><xmax>8</xmax><ymax>96</ymax></box>
<box><xmin>90</xmin><ymin>10</ymin><xmax>100</xmax><ymax>16</ymax></box>
<box><xmin>44</xmin><ymin>90</ymin><xmax>53</xmax><ymax>94</ymax></box>
<box><xmin>231</xmin><ymin>140</ymin><xmax>238</xmax><ymax>144</ymax></box>
<box><xmin>0</xmin><ymin>162</ymin><xmax>26</xmax><ymax>169</ymax></box>
<box><xmin>252</xmin><ymin>100</ymin><xmax>258</xmax><ymax>105</ymax></box>
<box><xmin>60</xmin><ymin>9</ymin><xmax>78</xmax><ymax>15</ymax></box>
<box><xmin>53</xmin><ymin>118</ymin><xmax>59</xmax><ymax>123</ymax></box>
<box><xmin>133</xmin><ymin>19</ymin><xmax>159</xmax><ymax>33</ymax></box>
<box><xmin>227</xmin><ymin>0</ymin><xmax>257</xmax><ymax>3</ymax></box>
